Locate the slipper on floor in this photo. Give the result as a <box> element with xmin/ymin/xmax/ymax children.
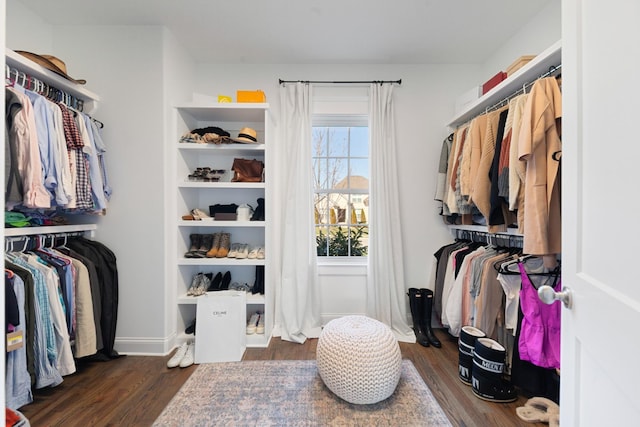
<box><xmin>516</xmin><ymin>397</ymin><xmax>559</xmax><ymax>423</ymax></box>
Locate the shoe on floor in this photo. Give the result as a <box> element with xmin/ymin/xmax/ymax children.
<box><xmin>167</xmin><ymin>342</ymin><xmax>189</xmax><ymax>368</ymax></box>
<box><xmin>179</xmin><ymin>342</ymin><xmax>195</xmax><ymax>368</ymax></box>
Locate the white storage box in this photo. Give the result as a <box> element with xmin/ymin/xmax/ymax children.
<box><xmin>455</xmin><ymin>86</ymin><xmax>482</xmax><ymax>115</ymax></box>
<box><xmin>195</xmin><ymin>291</ymin><xmax>247</xmax><ymax>363</ymax></box>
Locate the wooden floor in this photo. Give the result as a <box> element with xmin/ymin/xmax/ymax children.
<box><xmin>19</xmin><ymin>331</ymin><xmax>545</xmax><ymax>427</ymax></box>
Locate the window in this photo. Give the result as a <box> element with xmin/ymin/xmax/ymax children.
<box><xmin>313</xmin><ymin>115</ymin><xmax>369</xmax><ymax>257</ymax></box>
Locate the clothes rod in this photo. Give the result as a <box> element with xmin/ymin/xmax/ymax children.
<box><xmin>484</xmin><ymin>64</ymin><xmax>562</xmax><ymax>114</ymax></box>
<box><xmin>279</xmin><ymin>79</ymin><xmax>402</xmax><ymax>85</ymax></box>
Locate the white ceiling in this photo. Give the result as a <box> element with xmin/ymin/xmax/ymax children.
<box><xmin>14</xmin><ymin>0</ymin><xmax>554</xmax><ymax>64</ymax></box>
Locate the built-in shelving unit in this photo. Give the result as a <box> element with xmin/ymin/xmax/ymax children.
<box><xmin>170</xmin><ymin>103</ymin><xmax>272</xmax><ymax>350</ymax></box>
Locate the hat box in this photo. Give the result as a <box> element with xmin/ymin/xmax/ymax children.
<box><xmin>237</xmin><ymin>90</ymin><xmax>266</xmax><ymax>103</ymax></box>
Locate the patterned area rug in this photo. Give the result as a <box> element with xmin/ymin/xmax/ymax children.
<box><xmin>153</xmin><ymin>359</ymin><xmax>452</xmax><ymax>427</ymax></box>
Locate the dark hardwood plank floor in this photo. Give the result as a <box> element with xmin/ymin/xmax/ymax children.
<box><xmin>19</xmin><ymin>330</ymin><xmax>545</xmax><ymax>427</ymax></box>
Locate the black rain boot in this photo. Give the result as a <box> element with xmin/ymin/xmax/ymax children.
<box><xmin>458</xmin><ymin>326</ymin><xmax>486</xmax><ymax>385</ymax></box>
<box><xmin>471</xmin><ymin>337</ymin><xmax>517</xmax><ymax>403</ymax></box>
<box><xmin>407</xmin><ymin>288</ymin><xmax>429</xmax><ymax>347</ymax></box>
<box><xmin>257</xmin><ymin>265</ymin><xmax>265</xmax><ymax>294</ymax></box>
<box><xmin>419</xmin><ymin>288</ymin><xmax>441</xmax><ymax>348</ymax></box>
<box><xmin>251</xmin><ymin>198</ymin><xmax>265</xmax><ymax>221</ymax></box>
<box><xmin>185</xmin><ymin>234</ymin><xmax>201</xmax><ymax>258</ymax></box>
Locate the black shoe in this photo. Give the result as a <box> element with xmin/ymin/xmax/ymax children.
<box><xmin>220</xmin><ymin>271</ymin><xmax>231</xmax><ymax>290</ymax></box>
<box><xmin>458</xmin><ymin>326</ymin><xmax>486</xmax><ymax>385</ymax></box>
<box><xmin>185</xmin><ymin>319</ymin><xmax>196</xmax><ymax>335</ymax></box>
<box><xmin>207</xmin><ymin>272</ymin><xmax>223</xmax><ymax>291</ymax></box>
<box><xmin>407</xmin><ymin>288</ymin><xmax>429</xmax><ymax>347</ymax></box>
<box><xmin>471</xmin><ymin>337</ymin><xmax>517</xmax><ymax>402</ymax></box>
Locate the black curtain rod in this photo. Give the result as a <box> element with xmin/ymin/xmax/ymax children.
<box><xmin>279</xmin><ymin>79</ymin><xmax>401</xmax><ymax>85</ymax></box>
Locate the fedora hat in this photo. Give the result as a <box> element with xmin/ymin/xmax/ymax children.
<box><xmin>233</xmin><ymin>127</ymin><xmax>259</xmax><ymax>144</ymax></box>
<box><xmin>15</xmin><ymin>51</ymin><xmax>87</xmax><ymax>85</ymax></box>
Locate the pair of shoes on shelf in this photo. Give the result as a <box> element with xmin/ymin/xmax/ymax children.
<box><xmin>229</xmin><ymin>243</ymin><xmax>249</xmax><ymax>258</ymax></box>
<box><xmin>246</xmin><ymin>312</ymin><xmax>265</xmax><ymax>335</ymax></box>
<box><xmin>248</xmin><ymin>246</ymin><xmax>265</xmax><ymax>259</ymax></box>
<box><xmin>167</xmin><ymin>341</ymin><xmax>195</xmax><ymax>368</ymax></box>
<box><xmin>191</xmin><ymin>208</ymin><xmax>212</xmax><ymax>220</ymax></box>
<box><xmin>229</xmin><ymin>282</ymin><xmax>251</xmax><ymax>292</ymax></box>
<box><xmin>187</xmin><ymin>272</ymin><xmax>213</xmax><ymax>296</ymax></box>
<box><xmin>206</xmin><ymin>271</ymin><xmax>231</xmax><ymax>291</ymax></box>
<box><xmin>206</xmin><ymin>232</ymin><xmax>231</xmax><ymax>258</ymax></box>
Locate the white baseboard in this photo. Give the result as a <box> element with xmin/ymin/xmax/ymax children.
<box><xmin>114</xmin><ymin>335</ymin><xmax>175</xmax><ymax>356</ymax></box>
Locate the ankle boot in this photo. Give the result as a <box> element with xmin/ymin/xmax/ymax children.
<box><xmin>206</xmin><ymin>233</ymin><xmax>221</xmax><ymax>258</ymax></box>
<box><xmin>216</xmin><ymin>233</ymin><xmax>231</xmax><ymax>258</ymax></box>
<box><xmin>185</xmin><ymin>234</ymin><xmax>201</xmax><ymax>258</ymax></box>
<box><xmin>419</xmin><ymin>288</ymin><xmax>441</xmax><ymax>348</ymax></box>
<box><xmin>471</xmin><ymin>337</ymin><xmax>517</xmax><ymax>402</ymax></box>
<box><xmin>197</xmin><ymin>234</ymin><xmax>213</xmax><ymax>258</ymax></box>
<box><xmin>407</xmin><ymin>288</ymin><xmax>429</xmax><ymax>347</ymax></box>
<box><xmin>257</xmin><ymin>265</ymin><xmax>264</xmax><ymax>294</ymax></box>
<box><xmin>220</xmin><ymin>271</ymin><xmax>232</xmax><ymax>290</ymax></box>
<box><xmin>251</xmin><ymin>198</ymin><xmax>265</xmax><ymax>221</ymax></box>
<box><xmin>458</xmin><ymin>326</ymin><xmax>486</xmax><ymax>385</ymax></box>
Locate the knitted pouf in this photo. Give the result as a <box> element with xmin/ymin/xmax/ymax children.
<box><xmin>316</xmin><ymin>315</ymin><xmax>402</xmax><ymax>404</ymax></box>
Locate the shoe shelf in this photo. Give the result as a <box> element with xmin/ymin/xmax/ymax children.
<box><xmin>178</xmin><ymin>292</ymin><xmax>265</xmax><ymax>305</ymax></box>
<box><xmin>177</xmin><ymin>258</ymin><xmax>266</xmax><ymax>266</ymax></box>
<box><xmin>171</xmin><ymin>102</ymin><xmax>272</xmax><ymax>351</ymax></box>
<box><xmin>178</xmin><ymin>220</ymin><xmax>265</xmax><ymax>227</ymax></box>
<box><xmin>178</xmin><ymin>182</ymin><xmax>266</xmax><ymax>189</ymax></box>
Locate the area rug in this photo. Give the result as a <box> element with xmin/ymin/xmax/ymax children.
<box><xmin>153</xmin><ymin>359</ymin><xmax>452</xmax><ymax>427</ymax></box>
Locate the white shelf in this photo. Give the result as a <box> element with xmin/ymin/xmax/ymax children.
<box><xmin>178</xmin><ymin>182</ymin><xmax>266</xmax><ymax>189</ymax></box>
<box><xmin>178</xmin><ymin>143</ymin><xmax>265</xmax><ymax>154</ymax></box>
<box><xmin>448</xmin><ymin>224</ymin><xmax>523</xmax><ymax>236</ymax></box>
<box><xmin>447</xmin><ymin>40</ymin><xmax>561</xmax><ymax>128</ymax></box>
<box><xmin>177</xmin><ymin>257</ymin><xmax>265</xmax><ymax>266</ymax></box>
<box><xmin>6</xmin><ymin>48</ymin><xmax>100</xmax><ymax>113</ymax></box>
<box><xmin>174</xmin><ymin>103</ymin><xmax>269</xmax><ymax>122</ymax></box>
<box><xmin>178</xmin><ymin>220</ymin><xmax>265</xmax><ymax>227</ymax></box>
<box><xmin>4</xmin><ymin>224</ymin><xmax>97</xmax><ymax>237</ymax></box>
<box><xmin>177</xmin><ymin>292</ymin><xmax>265</xmax><ymax>305</ymax></box>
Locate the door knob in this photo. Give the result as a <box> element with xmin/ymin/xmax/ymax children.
<box><xmin>538</xmin><ymin>285</ymin><xmax>572</xmax><ymax>309</ymax></box>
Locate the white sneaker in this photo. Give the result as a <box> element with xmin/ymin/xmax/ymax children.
<box><xmin>236</xmin><ymin>244</ymin><xmax>249</xmax><ymax>259</ymax></box>
<box><xmin>179</xmin><ymin>342</ymin><xmax>195</xmax><ymax>368</ymax></box>
<box><xmin>256</xmin><ymin>314</ymin><xmax>265</xmax><ymax>334</ymax></box>
<box><xmin>247</xmin><ymin>246</ymin><xmax>259</xmax><ymax>259</ymax></box>
<box><xmin>246</xmin><ymin>313</ymin><xmax>259</xmax><ymax>334</ymax></box>
<box><xmin>167</xmin><ymin>342</ymin><xmax>189</xmax><ymax>368</ymax></box>
<box><xmin>256</xmin><ymin>246</ymin><xmax>265</xmax><ymax>260</ymax></box>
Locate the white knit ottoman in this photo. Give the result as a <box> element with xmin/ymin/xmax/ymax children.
<box><xmin>316</xmin><ymin>315</ymin><xmax>402</xmax><ymax>404</ymax></box>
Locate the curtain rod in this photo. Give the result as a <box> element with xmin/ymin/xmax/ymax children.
<box><xmin>279</xmin><ymin>79</ymin><xmax>401</xmax><ymax>85</ymax></box>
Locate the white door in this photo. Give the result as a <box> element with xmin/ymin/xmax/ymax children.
<box><xmin>560</xmin><ymin>0</ymin><xmax>640</xmax><ymax>425</ymax></box>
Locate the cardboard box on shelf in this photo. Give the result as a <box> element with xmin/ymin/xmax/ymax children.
<box><xmin>506</xmin><ymin>55</ymin><xmax>536</xmax><ymax>76</ymax></box>
<box><xmin>237</xmin><ymin>90</ymin><xmax>266</xmax><ymax>103</ymax></box>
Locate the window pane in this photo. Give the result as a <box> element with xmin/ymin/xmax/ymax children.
<box><xmin>327</xmin><ymin>159</ymin><xmax>347</xmax><ymax>189</ymax></box>
<box><xmin>349</xmin><ymin>159</ymin><xmax>369</xmax><ymax>183</ymax></box>
<box><xmin>328</xmin><ymin>128</ymin><xmax>349</xmax><ymax>157</ymax></box>
<box><xmin>350</xmin><ymin>127</ymin><xmax>369</xmax><ymax>157</ymax></box>
<box><xmin>313</xmin><ymin>158</ymin><xmax>328</xmax><ymax>190</ymax></box>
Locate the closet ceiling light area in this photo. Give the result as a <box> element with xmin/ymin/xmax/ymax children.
<box><xmin>13</xmin><ymin>0</ymin><xmax>554</xmax><ymax>64</ymax></box>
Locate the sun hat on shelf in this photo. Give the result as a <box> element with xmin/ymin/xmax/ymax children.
<box><xmin>15</xmin><ymin>50</ymin><xmax>87</xmax><ymax>85</ymax></box>
<box><xmin>233</xmin><ymin>127</ymin><xmax>259</xmax><ymax>144</ymax></box>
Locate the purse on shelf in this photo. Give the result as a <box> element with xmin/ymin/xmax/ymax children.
<box><xmin>231</xmin><ymin>158</ymin><xmax>264</xmax><ymax>183</ymax></box>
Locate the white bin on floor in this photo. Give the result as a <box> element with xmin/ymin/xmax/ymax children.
<box><xmin>195</xmin><ymin>291</ymin><xmax>247</xmax><ymax>363</ymax></box>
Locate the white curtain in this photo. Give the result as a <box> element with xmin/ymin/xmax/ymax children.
<box><xmin>366</xmin><ymin>83</ymin><xmax>415</xmax><ymax>342</ymax></box>
<box><xmin>274</xmin><ymin>82</ymin><xmax>322</xmax><ymax>343</ymax></box>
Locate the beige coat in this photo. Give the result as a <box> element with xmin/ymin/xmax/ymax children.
<box><xmin>518</xmin><ymin>77</ymin><xmax>562</xmax><ymax>256</ymax></box>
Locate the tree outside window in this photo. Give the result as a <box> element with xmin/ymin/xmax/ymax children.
<box><xmin>313</xmin><ymin>123</ymin><xmax>369</xmax><ymax>257</ymax></box>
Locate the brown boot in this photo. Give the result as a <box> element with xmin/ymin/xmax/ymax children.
<box><xmin>206</xmin><ymin>233</ymin><xmax>221</xmax><ymax>258</ymax></box>
<box><xmin>216</xmin><ymin>233</ymin><xmax>231</xmax><ymax>258</ymax></box>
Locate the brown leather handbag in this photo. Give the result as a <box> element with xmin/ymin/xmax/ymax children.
<box><xmin>231</xmin><ymin>158</ymin><xmax>264</xmax><ymax>182</ymax></box>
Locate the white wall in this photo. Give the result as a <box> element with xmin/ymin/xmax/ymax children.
<box><xmin>6</xmin><ymin>1</ymin><xmax>53</xmax><ymax>53</ymax></box>
<box><xmin>480</xmin><ymin>1</ymin><xmax>562</xmax><ymax>84</ymax></box>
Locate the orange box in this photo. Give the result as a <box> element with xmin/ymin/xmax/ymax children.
<box><xmin>237</xmin><ymin>90</ymin><xmax>266</xmax><ymax>103</ymax></box>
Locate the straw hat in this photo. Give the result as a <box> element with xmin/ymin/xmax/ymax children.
<box><xmin>15</xmin><ymin>51</ymin><xmax>87</xmax><ymax>85</ymax></box>
<box><xmin>233</xmin><ymin>127</ymin><xmax>258</xmax><ymax>144</ymax></box>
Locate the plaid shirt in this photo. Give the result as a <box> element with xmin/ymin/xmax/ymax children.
<box><xmin>58</xmin><ymin>103</ymin><xmax>93</xmax><ymax>210</ymax></box>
